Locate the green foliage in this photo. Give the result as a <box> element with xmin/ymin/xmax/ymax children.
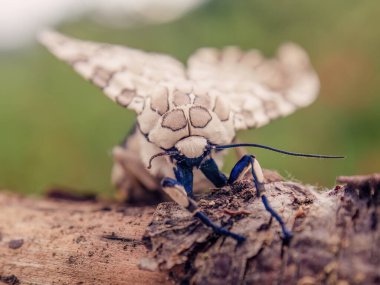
<box><xmin>1</xmin><ymin>0</ymin><xmax>379</xmax><ymax>196</ymax></box>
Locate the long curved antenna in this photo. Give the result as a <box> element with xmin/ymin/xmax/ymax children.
<box><xmin>212</xmin><ymin>143</ymin><xmax>345</xmax><ymax>159</ymax></box>
<box><xmin>147</xmin><ymin>151</ymin><xmax>179</xmax><ymax>169</ymax></box>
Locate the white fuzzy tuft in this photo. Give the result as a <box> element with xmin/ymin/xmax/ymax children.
<box><xmin>175</xmin><ymin>136</ymin><xmax>207</xmax><ymax>158</ymax></box>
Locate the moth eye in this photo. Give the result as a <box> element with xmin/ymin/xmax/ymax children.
<box><xmin>150</xmin><ymin>86</ymin><xmax>169</xmax><ymax>115</ymax></box>
<box><xmin>213</xmin><ymin>97</ymin><xmax>230</xmax><ymax>121</ymax></box>
<box><xmin>189</xmin><ymin>106</ymin><xmax>212</xmax><ymax>128</ymax></box>
<box><xmin>162</xmin><ymin>109</ymin><xmax>188</xmax><ymax>131</ymax></box>
<box><xmin>173</xmin><ymin>90</ymin><xmax>191</xmax><ymax>106</ymax></box>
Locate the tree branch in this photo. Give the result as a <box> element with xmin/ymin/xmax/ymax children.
<box><xmin>141</xmin><ymin>173</ymin><xmax>380</xmax><ymax>284</ymax></box>
<box><xmin>0</xmin><ymin>172</ymin><xmax>379</xmax><ymax>284</ymax></box>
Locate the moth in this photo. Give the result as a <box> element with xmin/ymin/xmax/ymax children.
<box><xmin>40</xmin><ymin>31</ymin><xmax>342</xmax><ymax>242</ymax></box>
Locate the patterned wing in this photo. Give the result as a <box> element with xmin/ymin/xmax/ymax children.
<box><xmin>187</xmin><ymin>43</ymin><xmax>319</xmax><ymax>130</ymax></box>
<box><xmin>39</xmin><ymin>30</ymin><xmax>186</xmax><ymax>113</ymax></box>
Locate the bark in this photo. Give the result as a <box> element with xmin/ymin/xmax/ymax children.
<box><xmin>141</xmin><ymin>172</ymin><xmax>380</xmax><ymax>285</ymax></box>
<box><xmin>0</xmin><ymin>192</ymin><xmax>167</xmax><ymax>285</ymax></box>
<box><xmin>0</xmin><ymin>173</ymin><xmax>379</xmax><ymax>285</ymax></box>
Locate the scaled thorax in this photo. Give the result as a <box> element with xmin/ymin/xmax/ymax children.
<box><xmin>137</xmin><ymin>84</ymin><xmax>236</xmax><ymax>157</ymax></box>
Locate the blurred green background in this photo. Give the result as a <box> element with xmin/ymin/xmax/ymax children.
<box><xmin>1</xmin><ymin>0</ymin><xmax>379</xmax><ymax>197</ymax></box>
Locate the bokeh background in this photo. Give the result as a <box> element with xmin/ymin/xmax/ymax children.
<box><xmin>1</xmin><ymin>0</ymin><xmax>379</xmax><ymax>197</ymax></box>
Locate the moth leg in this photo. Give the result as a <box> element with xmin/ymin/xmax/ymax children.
<box><xmin>173</xmin><ymin>162</ymin><xmax>194</xmax><ymax>197</ymax></box>
<box><xmin>199</xmin><ymin>158</ymin><xmax>228</xmax><ymax>187</ymax></box>
<box><xmin>229</xmin><ymin>155</ymin><xmax>293</xmax><ymax>243</ymax></box>
<box><xmin>161</xmin><ymin>177</ymin><xmax>245</xmax><ymax>243</ymax></box>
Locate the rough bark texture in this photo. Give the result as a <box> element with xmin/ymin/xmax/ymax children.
<box><xmin>141</xmin><ymin>173</ymin><xmax>380</xmax><ymax>285</ymax></box>
<box><xmin>0</xmin><ymin>173</ymin><xmax>379</xmax><ymax>285</ymax></box>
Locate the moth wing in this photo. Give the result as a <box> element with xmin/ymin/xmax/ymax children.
<box><xmin>39</xmin><ymin>30</ymin><xmax>187</xmax><ymax>113</ymax></box>
<box><xmin>187</xmin><ymin>43</ymin><xmax>319</xmax><ymax>130</ymax></box>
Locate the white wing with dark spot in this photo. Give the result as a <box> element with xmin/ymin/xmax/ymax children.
<box><xmin>187</xmin><ymin>44</ymin><xmax>320</xmax><ymax>130</ymax></box>
<box><xmin>40</xmin><ymin>31</ymin><xmax>319</xmax><ymax>128</ymax></box>
<box><xmin>39</xmin><ymin>30</ymin><xmax>186</xmax><ymax>113</ymax></box>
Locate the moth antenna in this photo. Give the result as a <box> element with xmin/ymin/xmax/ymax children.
<box><xmin>147</xmin><ymin>151</ymin><xmax>178</xmax><ymax>169</ymax></box>
<box><xmin>213</xmin><ymin>143</ymin><xmax>345</xmax><ymax>159</ymax></box>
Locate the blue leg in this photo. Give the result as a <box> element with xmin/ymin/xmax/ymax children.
<box><xmin>228</xmin><ymin>155</ymin><xmax>254</xmax><ymax>184</ymax></box>
<box><xmin>173</xmin><ymin>163</ymin><xmax>194</xmax><ymax>197</ymax></box>
<box><xmin>228</xmin><ymin>155</ymin><xmax>293</xmax><ymax>243</ymax></box>
<box><xmin>161</xmin><ymin>177</ymin><xmax>245</xmax><ymax>243</ymax></box>
<box><xmin>199</xmin><ymin>158</ymin><xmax>228</xmax><ymax>187</ymax></box>
<box><xmin>262</xmin><ymin>195</ymin><xmax>293</xmax><ymax>244</ymax></box>
<box><xmin>194</xmin><ymin>212</ymin><xmax>245</xmax><ymax>243</ymax></box>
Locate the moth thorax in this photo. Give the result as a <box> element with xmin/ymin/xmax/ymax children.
<box><xmin>175</xmin><ymin>136</ymin><xmax>208</xmax><ymax>159</ymax></box>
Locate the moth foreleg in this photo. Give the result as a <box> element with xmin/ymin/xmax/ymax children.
<box><xmin>161</xmin><ymin>177</ymin><xmax>245</xmax><ymax>243</ymax></box>
<box><xmin>229</xmin><ymin>155</ymin><xmax>293</xmax><ymax>243</ymax></box>
<box><xmin>199</xmin><ymin>158</ymin><xmax>228</xmax><ymax>188</ymax></box>
<box><xmin>173</xmin><ymin>164</ymin><xmax>194</xmax><ymax>197</ymax></box>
